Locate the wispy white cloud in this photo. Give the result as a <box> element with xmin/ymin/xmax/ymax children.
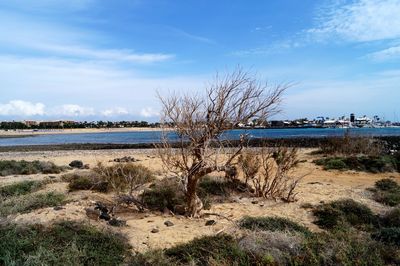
<box><xmin>51</xmin><ymin>104</ymin><xmax>95</xmax><ymax>117</ymax></box>
<box><xmin>0</xmin><ymin>100</ymin><xmax>45</xmax><ymax>116</ymax></box>
<box><xmin>35</xmin><ymin>44</ymin><xmax>174</xmax><ymax>63</ymax></box>
<box><xmin>167</xmin><ymin>26</ymin><xmax>216</xmax><ymax>44</ymax></box>
<box><xmin>140</xmin><ymin>107</ymin><xmax>159</xmax><ymax>118</ymax></box>
<box><xmin>232</xmin><ymin>39</ymin><xmax>301</xmax><ymax>57</ymax></box>
<box><xmin>366</xmin><ymin>45</ymin><xmax>400</xmax><ymax>61</ymax></box>
<box><xmin>0</xmin><ymin>10</ymin><xmax>174</xmax><ymax>64</ymax></box>
<box><xmin>0</xmin><ymin>100</ymin><xmax>96</xmax><ymax>118</ymax></box>
<box><xmin>309</xmin><ymin>0</ymin><xmax>400</xmax><ymax>42</ymax></box>
<box><xmin>0</xmin><ymin>55</ymin><xmax>204</xmax><ymax>119</ymax></box>
<box><xmin>101</xmin><ymin>107</ymin><xmax>129</xmax><ymax>117</ymax></box>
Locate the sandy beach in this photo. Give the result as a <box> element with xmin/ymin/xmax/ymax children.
<box><xmin>1</xmin><ymin>147</ymin><xmax>398</xmax><ymax>252</ymax></box>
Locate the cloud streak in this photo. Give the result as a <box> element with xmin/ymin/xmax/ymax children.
<box><xmin>309</xmin><ymin>0</ymin><xmax>400</xmax><ymax>42</ymax></box>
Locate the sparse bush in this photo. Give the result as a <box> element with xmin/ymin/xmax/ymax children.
<box><xmin>372</xmin><ymin>227</ymin><xmax>400</xmax><ymax>246</ymax></box>
<box><xmin>313</xmin><ymin>199</ymin><xmax>378</xmax><ymax>230</ymax></box>
<box><xmin>372</xmin><ymin>178</ymin><xmax>400</xmax><ymax>206</ymax></box>
<box><xmin>238</xmin><ymin>150</ymin><xmax>260</xmax><ymax>186</ymax></box>
<box><xmin>141</xmin><ymin>177</ymin><xmax>185</xmax><ymax>212</ymax></box>
<box><xmin>239</xmin><ymin>216</ymin><xmax>311</xmax><ymax>235</ymax></box>
<box><xmin>0</xmin><ymin>221</ymin><xmax>130</xmax><ymax>266</ymax></box>
<box><xmin>318</xmin><ymin>133</ymin><xmax>384</xmax><ymax>156</ymax></box>
<box><xmin>374</xmin><ymin>190</ymin><xmax>400</xmax><ymax>206</ymax></box>
<box><xmin>324</xmin><ymin>158</ymin><xmax>347</xmax><ymax>170</ymax></box>
<box><xmin>93</xmin><ymin>163</ymin><xmax>154</xmax><ymax>195</ymax></box>
<box><xmin>314</xmin><ymin>156</ymin><xmax>398</xmax><ymax>173</ymax></box>
<box><xmin>296</xmin><ymin>230</ymin><xmax>397</xmax><ymax>265</ymax></box>
<box><xmin>0</xmin><ymin>160</ymin><xmax>63</xmax><ymax>176</ymax></box>
<box><xmin>64</xmin><ymin>173</ymin><xmax>109</xmax><ymax>193</ymax></box>
<box><xmin>0</xmin><ymin>192</ymin><xmax>66</xmax><ymax>217</ymax></box>
<box><xmin>381</xmin><ymin>208</ymin><xmax>400</xmax><ymax>227</ymax></box>
<box><xmin>198</xmin><ymin>176</ymin><xmax>229</xmax><ymax>196</ymax></box>
<box><xmin>238</xmin><ymin>230</ymin><xmax>303</xmax><ymax>265</ymax></box>
<box><xmin>240</xmin><ymin>146</ymin><xmax>302</xmax><ymax>202</ymax></box>
<box><xmin>165</xmin><ymin>234</ymin><xmax>250</xmax><ymax>265</ymax></box>
<box><xmin>129</xmin><ymin>250</ymin><xmax>177</xmax><ymax>266</ymax></box>
<box><xmin>375</xmin><ymin>178</ymin><xmax>400</xmax><ymax>191</ymax></box>
<box><xmin>0</xmin><ymin>180</ymin><xmax>45</xmax><ymax>198</ymax></box>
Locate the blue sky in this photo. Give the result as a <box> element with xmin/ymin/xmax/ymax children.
<box><xmin>0</xmin><ymin>0</ymin><xmax>399</xmax><ymax>121</ymax></box>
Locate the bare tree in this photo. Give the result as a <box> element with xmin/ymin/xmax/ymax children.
<box><xmin>157</xmin><ymin>68</ymin><xmax>289</xmax><ymax>217</ymax></box>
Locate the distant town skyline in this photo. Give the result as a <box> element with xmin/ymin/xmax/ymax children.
<box><xmin>1</xmin><ymin>0</ymin><xmax>400</xmax><ymax>121</ymax></box>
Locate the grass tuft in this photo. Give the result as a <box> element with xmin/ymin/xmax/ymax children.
<box><xmin>372</xmin><ymin>178</ymin><xmax>400</xmax><ymax>206</ymax></box>
<box><xmin>0</xmin><ymin>180</ymin><xmax>45</xmax><ymax>198</ymax></box>
<box><xmin>0</xmin><ymin>192</ymin><xmax>66</xmax><ymax>217</ymax></box>
<box><xmin>239</xmin><ymin>216</ymin><xmax>311</xmax><ymax>235</ymax></box>
<box><xmin>0</xmin><ymin>160</ymin><xmax>64</xmax><ymax>176</ymax></box>
<box><xmin>0</xmin><ymin>221</ymin><xmax>131</xmax><ymax>266</ymax></box>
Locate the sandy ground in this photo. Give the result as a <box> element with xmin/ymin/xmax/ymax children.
<box><xmin>0</xmin><ymin>127</ymin><xmax>164</xmax><ymax>136</ymax></box>
<box><xmin>1</xmin><ymin>148</ymin><xmax>399</xmax><ymax>252</ymax></box>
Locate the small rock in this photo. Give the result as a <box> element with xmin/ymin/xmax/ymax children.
<box><xmin>151</xmin><ymin>228</ymin><xmax>159</xmax><ymax>233</ymax></box>
<box><xmin>174</xmin><ymin>205</ymin><xmax>186</xmax><ymax>215</ymax></box>
<box><xmin>147</xmin><ymin>220</ymin><xmax>154</xmax><ymax>223</ymax></box>
<box><xmin>108</xmin><ymin>218</ymin><xmax>126</xmax><ymax>227</ymax></box>
<box><xmin>69</xmin><ymin>160</ymin><xmax>83</xmax><ymax>168</ymax></box>
<box><xmin>53</xmin><ymin>206</ymin><xmax>64</xmax><ymax>211</ymax></box>
<box><xmin>85</xmin><ymin>208</ymin><xmax>100</xmax><ymax>220</ymax></box>
<box><xmin>99</xmin><ymin>212</ymin><xmax>111</xmax><ymax>221</ymax></box>
<box><xmin>251</xmin><ymin>200</ymin><xmax>258</xmax><ymax>204</ymax></box>
<box><xmin>164</xmin><ymin>220</ymin><xmax>174</xmax><ymax>227</ymax></box>
<box><xmin>48</xmin><ymin>176</ymin><xmax>57</xmax><ymax>179</ymax></box>
<box><xmin>205</xmin><ymin>220</ymin><xmax>216</xmax><ymax>226</ymax></box>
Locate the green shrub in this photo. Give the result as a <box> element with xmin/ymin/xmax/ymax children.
<box><xmin>0</xmin><ymin>192</ymin><xmax>66</xmax><ymax>217</ymax></box>
<box><xmin>374</xmin><ymin>191</ymin><xmax>400</xmax><ymax>206</ymax></box>
<box><xmin>198</xmin><ymin>176</ymin><xmax>228</xmax><ymax>196</ymax></box>
<box><xmin>372</xmin><ymin>179</ymin><xmax>400</xmax><ymax>206</ymax></box>
<box><xmin>165</xmin><ymin>234</ymin><xmax>250</xmax><ymax>265</ymax></box>
<box><xmin>313</xmin><ymin>199</ymin><xmax>378</xmax><ymax>230</ymax></box>
<box><xmin>129</xmin><ymin>250</ymin><xmax>177</xmax><ymax>266</ymax></box>
<box><xmin>381</xmin><ymin>208</ymin><xmax>400</xmax><ymax>227</ymax></box>
<box><xmin>0</xmin><ymin>221</ymin><xmax>130</xmax><ymax>266</ymax></box>
<box><xmin>314</xmin><ymin>155</ymin><xmax>398</xmax><ymax>173</ymax></box>
<box><xmin>0</xmin><ymin>160</ymin><xmax>63</xmax><ymax>176</ymax></box>
<box><xmin>375</xmin><ymin>178</ymin><xmax>400</xmax><ymax>191</ymax></box>
<box><xmin>0</xmin><ymin>180</ymin><xmax>45</xmax><ymax>198</ymax></box>
<box><xmin>296</xmin><ymin>230</ymin><xmax>398</xmax><ymax>265</ymax></box>
<box><xmin>141</xmin><ymin>177</ymin><xmax>185</xmax><ymax>212</ymax></box>
<box><xmin>66</xmin><ymin>174</ymin><xmax>109</xmax><ymax>193</ymax></box>
<box><xmin>93</xmin><ymin>163</ymin><xmax>154</xmax><ymax>194</ymax></box>
<box><xmin>239</xmin><ymin>216</ymin><xmax>311</xmax><ymax>235</ymax></box>
<box><xmin>325</xmin><ymin>158</ymin><xmax>347</xmax><ymax>170</ymax></box>
<box><xmin>372</xmin><ymin>227</ymin><xmax>400</xmax><ymax>246</ymax></box>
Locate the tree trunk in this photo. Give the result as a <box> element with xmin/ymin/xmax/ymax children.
<box><xmin>185</xmin><ymin>176</ymin><xmax>203</xmax><ymax>217</ymax></box>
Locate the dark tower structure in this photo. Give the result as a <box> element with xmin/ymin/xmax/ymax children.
<box><xmin>350</xmin><ymin>113</ymin><xmax>355</xmax><ymax>123</ymax></box>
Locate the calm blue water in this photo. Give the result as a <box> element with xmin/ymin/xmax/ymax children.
<box><xmin>1</xmin><ymin>128</ymin><xmax>400</xmax><ymax>146</ymax></box>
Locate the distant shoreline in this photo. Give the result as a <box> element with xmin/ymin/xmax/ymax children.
<box><xmin>0</xmin><ymin>127</ymin><xmax>164</xmax><ymax>136</ymax></box>
<box><xmin>0</xmin><ymin>136</ymin><xmax>399</xmax><ymax>152</ymax></box>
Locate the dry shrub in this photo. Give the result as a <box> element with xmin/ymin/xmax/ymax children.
<box><xmin>238</xmin><ymin>150</ymin><xmax>260</xmax><ymax>186</ymax></box>
<box><xmin>93</xmin><ymin>162</ymin><xmax>154</xmax><ymax>195</ymax></box>
<box><xmin>238</xmin><ymin>230</ymin><xmax>303</xmax><ymax>265</ymax></box>
<box><xmin>239</xmin><ymin>147</ymin><xmax>302</xmax><ymax>202</ymax></box>
<box><xmin>320</xmin><ymin>132</ymin><xmax>384</xmax><ymax>156</ymax></box>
